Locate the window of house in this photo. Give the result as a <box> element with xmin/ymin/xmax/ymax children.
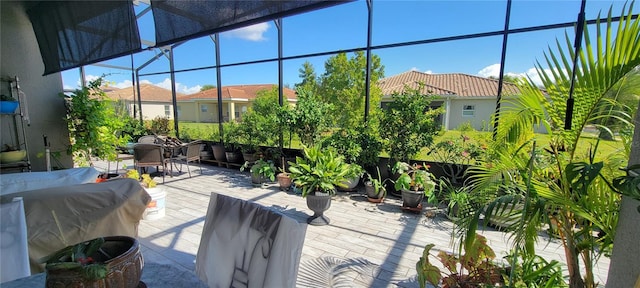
<box><xmin>462</xmin><ymin>105</ymin><xmax>475</xmax><ymax>117</ymax></box>
<box><xmin>200</xmin><ymin>104</ymin><xmax>208</xmax><ymax>113</ymax></box>
<box><xmin>164</xmin><ymin>105</ymin><xmax>170</xmax><ymax>116</ymax></box>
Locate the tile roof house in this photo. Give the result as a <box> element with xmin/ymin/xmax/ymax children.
<box><xmin>378</xmin><ymin>70</ymin><xmax>521</xmax><ymax>131</ymax></box>
<box><xmin>105</xmin><ymin>84</ymin><xmax>185</xmax><ymax>120</ymax></box>
<box><xmin>177</xmin><ymin>84</ymin><xmax>297</xmax><ymax>123</ymax></box>
<box><xmin>106</xmin><ymin>84</ymin><xmax>297</xmax><ymax>123</ymax></box>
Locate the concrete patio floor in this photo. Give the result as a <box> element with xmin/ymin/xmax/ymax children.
<box><xmin>92</xmin><ymin>159</ymin><xmax>610</xmax><ymax>287</ymax></box>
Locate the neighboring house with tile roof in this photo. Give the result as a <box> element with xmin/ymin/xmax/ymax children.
<box><xmin>177</xmin><ymin>84</ymin><xmax>297</xmax><ymax>123</ymax></box>
<box><xmin>378</xmin><ymin>70</ymin><xmax>521</xmax><ymax>131</ymax></box>
<box><xmin>105</xmin><ymin>84</ymin><xmax>297</xmax><ymax>123</ymax></box>
<box><xmin>104</xmin><ymin>84</ymin><xmax>185</xmax><ymax>120</ymax></box>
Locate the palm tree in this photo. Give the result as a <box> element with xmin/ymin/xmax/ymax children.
<box><xmin>459</xmin><ymin>4</ymin><xmax>640</xmax><ymax>288</ymax></box>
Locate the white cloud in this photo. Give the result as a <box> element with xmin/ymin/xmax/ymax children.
<box><xmin>410</xmin><ymin>67</ymin><xmax>419</xmax><ymax>71</ymax></box>
<box><xmin>155</xmin><ymin>78</ymin><xmax>201</xmax><ymax>94</ymax></box>
<box><xmin>477</xmin><ymin>63</ymin><xmax>546</xmax><ymax>86</ymax></box>
<box><xmin>478</xmin><ymin>64</ymin><xmax>501</xmax><ymax>78</ymax></box>
<box><xmin>224</xmin><ymin>23</ymin><xmax>269</xmax><ymax>41</ymax></box>
<box><xmin>424</xmin><ymin>70</ymin><xmax>433</xmax><ymax>74</ymax></box>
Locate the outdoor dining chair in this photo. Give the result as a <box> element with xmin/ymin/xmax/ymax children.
<box><xmin>195</xmin><ymin>193</ymin><xmax>307</xmax><ymax>287</ymax></box>
<box><xmin>137</xmin><ymin>135</ymin><xmax>158</xmax><ymax>144</ymax></box>
<box><xmin>172</xmin><ymin>140</ymin><xmax>202</xmax><ymax>178</ymax></box>
<box><xmin>133</xmin><ymin>143</ymin><xmax>169</xmax><ymax>183</ymax></box>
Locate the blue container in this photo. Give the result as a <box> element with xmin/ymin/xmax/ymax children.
<box><xmin>0</xmin><ymin>101</ymin><xmax>19</xmax><ymax>114</ymax></box>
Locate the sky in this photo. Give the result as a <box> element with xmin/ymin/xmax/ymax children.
<box><xmin>61</xmin><ymin>0</ymin><xmax>637</xmax><ymax>94</ymax></box>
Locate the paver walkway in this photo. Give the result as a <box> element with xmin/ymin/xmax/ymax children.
<box><xmin>93</xmin><ymin>159</ymin><xmax>610</xmax><ymax>287</ymax></box>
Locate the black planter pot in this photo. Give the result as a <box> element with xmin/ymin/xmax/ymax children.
<box><xmin>225</xmin><ymin>151</ymin><xmax>242</xmax><ymax>163</ymax></box>
<box><xmin>211</xmin><ymin>144</ymin><xmax>226</xmax><ymax>162</ymax></box>
<box><xmin>401</xmin><ymin>189</ymin><xmax>424</xmax><ymax>208</ymax></box>
<box><xmin>365</xmin><ymin>182</ymin><xmax>384</xmax><ymax>203</ymax></box>
<box><xmin>306</xmin><ymin>192</ymin><xmax>332</xmax><ymax>226</ymax></box>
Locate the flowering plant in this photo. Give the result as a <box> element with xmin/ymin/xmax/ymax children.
<box><xmin>125</xmin><ymin>169</ymin><xmax>157</xmax><ymax>188</ymax></box>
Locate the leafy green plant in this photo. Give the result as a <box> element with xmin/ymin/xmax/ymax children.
<box><xmin>380</xmin><ymin>84</ymin><xmax>443</xmax><ymax>163</ymax></box>
<box><xmin>321</xmin><ymin>128</ymin><xmax>361</xmax><ymax>164</ymax></box>
<box><xmin>62</xmin><ymin>77</ymin><xmax>128</xmax><ymax>166</ymax></box>
<box><xmin>503</xmin><ymin>250</ymin><xmax>566</xmax><ymax>288</ymax></box>
<box><xmin>393</xmin><ymin>162</ymin><xmax>437</xmax><ymax>197</ymax></box>
<box><xmin>149</xmin><ymin>116</ymin><xmax>172</xmax><ymax>136</ymax></box>
<box><xmin>241</xmin><ymin>159</ymin><xmax>277</xmax><ymax>182</ymax></box>
<box><xmin>364</xmin><ymin>167</ymin><xmax>389</xmax><ymax>198</ymax></box>
<box><xmin>612</xmin><ymin>164</ymin><xmax>640</xmax><ymax>213</ymax></box>
<box><xmin>439</xmin><ymin>178</ymin><xmax>473</xmax><ymax>220</ymax></box>
<box><xmin>40</xmin><ymin>237</ymin><xmax>108</xmax><ymax>281</ymax></box>
<box><xmin>288</xmin><ymin>145</ymin><xmax>350</xmax><ymax>197</ymax></box>
<box><xmin>416</xmin><ymin>233</ymin><xmax>504</xmax><ymax>288</ymax></box>
<box><xmin>290</xmin><ymin>88</ymin><xmax>331</xmax><ymax>146</ymax></box>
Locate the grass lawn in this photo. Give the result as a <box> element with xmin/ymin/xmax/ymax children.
<box><xmin>177</xmin><ymin>122</ymin><xmax>626</xmax><ymax>163</ymax></box>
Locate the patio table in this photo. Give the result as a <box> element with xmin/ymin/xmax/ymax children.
<box><xmin>1</xmin><ymin>262</ymin><xmax>207</xmax><ymax>288</ymax></box>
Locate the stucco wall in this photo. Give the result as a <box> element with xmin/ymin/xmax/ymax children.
<box><xmin>448</xmin><ymin>98</ymin><xmax>495</xmax><ymax>131</ymax></box>
<box><xmin>1</xmin><ymin>1</ymin><xmax>73</xmax><ymax>171</ymax></box>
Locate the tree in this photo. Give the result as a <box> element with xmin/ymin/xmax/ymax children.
<box><xmin>318</xmin><ymin>52</ymin><xmax>385</xmax><ymax>128</ymax></box>
<box><xmin>200</xmin><ymin>84</ymin><xmax>216</xmax><ymax>91</ymax></box>
<box><xmin>294</xmin><ymin>61</ymin><xmax>319</xmax><ymax>95</ymax></box>
<box><xmin>291</xmin><ymin>88</ymin><xmax>331</xmax><ymax>146</ymax></box>
<box><xmin>237</xmin><ymin>86</ymin><xmax>284</xmax><ymax>151</ymax></box>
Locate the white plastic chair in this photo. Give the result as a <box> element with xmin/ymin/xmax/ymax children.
<box><xmin>195</xmin><ymin>193</ymin><xmax>307</xmax><ymax>288</ymax></box>
<box><xmin>0</xmin><ymin>197</ymin><xmax>30</xmax><ymax>283</ymax></box>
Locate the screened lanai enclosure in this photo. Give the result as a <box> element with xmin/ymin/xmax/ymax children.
<box><xmin>27</xmin><ymin>0</ymin><xmax>636</xmax><ymax>139</ymax></box>
<box><xmin>2</xmin><ymin>0</ymin><xmax>640</xmax><ymax>287</ymax></box>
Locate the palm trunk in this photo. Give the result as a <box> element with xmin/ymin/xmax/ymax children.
<box><xmin>559</xmin><ymin>215</ymin><xmax>585</xmax><ymax>288</ymax></box>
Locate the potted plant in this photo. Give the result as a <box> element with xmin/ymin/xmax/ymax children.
<box><xmin>364</xmin><ymin>167</ymin><xmax>388</xmax><ymax>203</ymax></box>
<box><xmin>41</xmin><ymin>236</ymin><xmax>143</xmax><ymax>288</ymax></box>
<box><xmin>222</xmin><ymin>121</ymin><xmax>242</xmax><ymax>163</ymax></box>
<box><xmin>126</xmin><ymin>169</ymin><xmax>165</xmax><ymax>220</ymax></box>
<box><xmin>321</xmin><ymin>128</ymin><xmax>364</xmax><ymax>192</ymax></box>
<box><xmin>241</xmin><ymin>158</ymin><xmax>276</xmax><ymax>186</ymax></box>
<box><xmin>288</xmin><ymin>145</ymin><xmax>350</xmax><ymax>226</ymax></box>
<box><xmin>393</xmin><ymin>161</ymin><xmax>437</xmax><ymax>209</ymax></box>
<box><xmin>0</xmin><ymin>93</ymin><xmax>19</xmax><ymax>114</ymax></box>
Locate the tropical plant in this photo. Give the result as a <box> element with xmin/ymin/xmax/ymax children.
<box><xmin>380</xmin><ymin>84</ymin><xmax>443</xmax><ymax>164</ymax></box>
<box><xmin>62</xmin><ymin>77</ymin><xmax>128</xmax><ymax>166</ymax></box>
<box><xmin>241</xmin><ymin>159</ymin><xmax>277</xmax><ymax>182</ymax></box>
<box><xmin>288</xmin><ymin>145</ymin><xmax>351</xmax><ymax>197</ymax></box>
<box><xmin>503</xmin><ymin>250</ymin><xmax>567</xmax><ymax>288</ymax></box>
<box><xmin>458</xmin><ymin>5</ymin><xmax>639</xmax><ymax>288</ymax></box>
<box><xmin>439</xmin><ymin>178</ymin><xmax>473</xmax><ymax>220</ymax></box>
<box><xmin>416</xmin><ymin>233</ymin><xmax>504</xmax><ymax>288</ymax></box>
